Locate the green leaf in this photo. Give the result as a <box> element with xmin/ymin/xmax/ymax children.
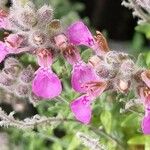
<box><xmin>128</xmin><ymin>135</ymin><xmax>150</xmax><ymax>145</ymax></box>
<box><xmin>136</xmin><ymin>53</ymin><xmax>147</xmax><ymax>68</ymax></box>
<box><xmin>121</xmin><ymin>114</ymin><xmax>140</xmax><ymax>128</ymax></box>
<box><xmin>52</xmin><ymin>142</ymin><xmax>63</xmax><ymax>150</ymax></box>
<box><xmin>81</xmin><ymin>49</ymin><xmax>92</xmax><ymax>63</ymax></box>
<box><xmin>67</xmin><ymin>136</ymin><xmax>80</xmax><ymax>150</ymax></box>
<box><xmin>146</xmin><ymin>52</ymin><xmax>150</xmax><ymax>68</ymax></box>
<box><xmin>135</xmin><ymin>24</ymin><xmax>150</xmax><ymax>39</ymax></box>
<box><xmin>100</xmin><ymin>111</ymin><xmax>112</xmax><ymax>134</ymax></box>
<box><xmin>132</xmin><ymin>32</ymin><xmax>144</xmax><ymax>50</ymax></box>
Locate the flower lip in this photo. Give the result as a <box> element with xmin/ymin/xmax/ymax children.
<box><xmin>70</xmin><ymin>95</ymin><xmax>93</xmax><ymax>124</ymax></box>
<box><xmin>32</xmin><ymin>67</ymin><xmax>62</xmax><ymax>99</ymax></box>
<box><xmin>36</xmin><ymin>48</ymin><xmax>53</xmax><ymax>67</ymax></box>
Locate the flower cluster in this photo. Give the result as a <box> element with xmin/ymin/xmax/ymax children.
<box><xmin>0</xmin><ymin>0</ymin><xmax>150</xmax><ymax>135</ymax></box>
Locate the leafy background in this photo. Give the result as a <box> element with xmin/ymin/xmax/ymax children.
<box><xmin>0</xmin><ymin>0</ymin><xmax>150</xmax><ymax>150</ymax></box>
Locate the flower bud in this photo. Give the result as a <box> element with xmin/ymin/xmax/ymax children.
<box><xmin>19</xmin><ymin>10</ymin><xmax>37</xmax><ymax>28</ymax></box>
<box><xmin>20</xmin><ymin>65</ymin><xmax>34</xmax><ymax>83</ymax></box>
<box><xmin>4</xmin><ymin>57</ymin><xmax>21</xmax><ymax>68</ymax></box>
<box><xmin>118</xmin><ymin>79</ymin><xmax>130</xmax><ymax>93</ymax></box>
<box><xmin>104</xmin><ymin>51</ymin><xmax>120</xmax><ymax>67</ymax></box>
<box><xmin>48</xmin><ymin>19</ymin><xmax>61</xmax><ymax>34</ymax></box>
<box><xmin>120</xmin><ymin>59</ymin><xmax>135</xmax><ymax>78</ymax></box>
<box><xmin>3</xmin><ymin>67</ymin><xmax>20</xmax><ymax>78</ymax></box>
<box><xmin>15</xmin><ymin>83</ymin><xmax>30</xmax><ymax>97</ymax></box>
<box><xmin>0</xmin><ymin>72</ymin><xmax>14</xmax><ymax>87</ymax></box>
<box><xmin>29</xmin><ymin>92</ymin><xmax>41</xmax><ymax>103</ymax></box>
<box><xmin>38</xmin><ymin>5</ymin><xmax>53</xmax><ymax>23</ymax></box>
<box><xmin>30</xmin><ymin>31</ymin><xmax>47</xmax><ymax>47</ymax></box>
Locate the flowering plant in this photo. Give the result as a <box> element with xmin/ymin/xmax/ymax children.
<box><xmin>0</xmin><ymin>0</ymin><xmax>150</xmax><ymax>149</ymax></box>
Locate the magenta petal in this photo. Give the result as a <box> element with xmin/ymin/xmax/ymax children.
<box><xmin>67</xmin><ymin>21</ymin><xmax>96</xmax><ymax>48</ymax></box>
<box><xmin>0</xmin><ymin>41</ymin><xmax>8</xmax><ymax>63</ymax></box>
<box><xmin>71</xmin><ymin>61</ymin><xmax>99</xmax><ymax>93</ymax></box>
<box><xmin>32</xmin><ymin>68</ymin><xmax>62</xmax><ymax>99</ymax></box>
<box><xmin>70</xmin><ymin>95</ymin><xmax>92</xmax><ymax>124</ymax></box>
<box><xmin>5</xmin><ymin>34</ymin><xmax>24</xmax><ymax>52</ymax></box>
<box><xmin>142</xmin><ymin>110</ymin><xmax>150</xmax><ymax>134</ymax></box>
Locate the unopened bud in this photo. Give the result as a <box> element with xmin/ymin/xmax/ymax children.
<box><xmin>30</xmin><ymin>31</ymin><xmax>47</xmax><ymax>47</ymax></box>
<box><xmin>29</xmin><ymin>92</ymin><xmax>41</xmax><ymax>104</ymax></box>
<box><xmin>38</xmin><ymin>5</ymin><xmax>53</xmax><ymax>23</ymax></box>
<box><xmin>104</xmin><ymin>51</ymin><xmax>120</xmax><ymax>67</ymax></box>
<box><xmin>20</xmin><ymin>65</ymin><xmax>34</xmax><ymax>83</ymax></box>
<box><xmin>0</xmin><ymin>72</ymin><xmax>14</xmax><ymax>87</ymax></box>
<box><xmin>88</xmin><ymin>55</ymin><xmax>101</xmax><ymax>68</ymax></box>
<box><xmin>119</xmin><ymin>80</ymin><xmax>130</xmax><ymax>92</ymax></box>
<box><xmin>120</xmin><ymin>59</ymin><xmax>135</xmax><ymax>77</ymax></box>
<box><xmin>15</xmin><ymin>84</ymin><xmax>29</xmax><ymax>97</ymax></box>
<box><xmin>19</xmin><ymin>10</ymin><xmax>37</xmax><ymax>27</ymax></box>
<box><xmin>3</xmin><ymin>67</ymin><xmax>20</xmax><ymax>78</ymax></box>
<box><xmin>48</xmin><ymin>19</ymin><xmax>61</xmax><ymax>33</ymax></box>
<box><xmin>4</xmin><ymin>57</ymin><xmax>21</xmax><ymax>68</ymax></box>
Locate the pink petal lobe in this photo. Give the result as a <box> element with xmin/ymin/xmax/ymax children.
<box><xmin>67</xmin><ymin>21</ymin><xmax>96</xmax><ymax>48</ymax></box>
<box><xmin>0</xmin><ymin>41</ymin><xmax>8</xmax><ymax>63</ymax></box>
<box><xmin>5</xmin><ymin>34</ymin><xmax>24</xmax><ymax>53</ymax></box>
<box><xmin>71</xmin><ymin>61</ymin><xmax>99</xmax><ymax>93</ymax></box>
<box><xmin>37</xmin><ymin>48</ymin><xmax>53</xmax><ymax>67</ymax></box>
<box><xmin>0</xmin><ymin>9</ymin><xmax>10</xmax><ymax>30</ymax></box>
<box><xmin>142</xmin><ymin>110</ymin><xmax>150</xmax><ymax>134</ymax></box>
<box><xmin>70</xmin><ymin>95</ymin><xmax>92</xmax><ymax>124</ymax></box>
<box><xmin>32</xmin><ymin>68</ymin><xmax>62</xmax><ymax>99</ymax></box>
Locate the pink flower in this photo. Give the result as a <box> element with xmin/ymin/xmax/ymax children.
<box><xmin>139</xmin><ymin>87</ymin><xmax>150</xmax><ymax>109</ymax></box>
<box><xmin>32</xmin><ymin>67</ymin><xmax>62</xmax><ymax>99</ymax></box>
<box><xmin>0</xmin><ymin>41</ymin><xmax>9</xmax><ymax>63</ymax></box>
<box><xmin>0</xmin><ymin>34</ymin><xmax>24</xmax><ymax>63</ymax></box>
<box><xmin>70</xmin><ymin>95</ymin><xmax>93</xmax><ymax>124</ymax></box>
<box><xmin>54</xmin><ymin>34</ymin><xmax>68</xmax><ymax>50</ymax></box>
<box><xmin>36</xmin><ymin>48</ymin><xmax>53</xmax><ymax>67</ymax></box>
<box><xmin>71</xmin><ymin>61</ymin><xmax>102</xmax><ymax>94</ymax></box>
<box><xmin>142</xmin><ymin>109</ymin><xmax>150</xmax><ymax>134</ymax></box>
<box><xmin>54</xmin><ymin>34</ymin><xmax>81</xmax><ymax>65</ymax></box>
<box><xmin>67</xmin><ymin>21</ymin><xmax>96</xmax><ymax>48</ymax></box>
<box><xmin>141</xmin><ymin>70</ymin><xmax>150</xmax><ymax>88</ymax></box>
<box><xmin>0</xmin><ymin>9</ymin><xmax>10</xmax><ymax>29</ymax></box>
<box><xmin>67</xmin><ymin>21</ymin><xmax>101</xmax><ymax>54</ymax></box>
<box><xmin>5</xmin><ymin>34</ymin><xmax>24</xmax><ymax>50</ymax></box>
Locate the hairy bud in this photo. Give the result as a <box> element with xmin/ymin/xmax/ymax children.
<box><xmin>18</xmin><ymin>10</ymin><xmax>37</xmax><ymax>28</ymax></box>
<box><xmin>29</xmin><ymin>92</ymin><xmax>41</xmax><ymax>104</ymax></box>
<box><xmin>48</xmin><ymin>19</ymin><xmax>62</xmax><ymax>33</ymax></box>
<box><xmin>20</xmin><ymin>65</ymin><xmax>34</xmax><ymax>83</ymax></box>
<box><xmin>3</xmin><ymin>67</ymin><xmax>20</xmax><ymax>78</ymax></box>
<box><xmin>4</xmin><ymin>57</ymin><xmax>21</xmax><ymax>68</ymax></box>
<box><xmin>0</xmin><ymin>72</ymin><xmax>15</xmax><ymax>87</ymax></box>
<box><xmin>15</xmin><ymin>83</ymin><xmax>30</xmax><ymax>97</ymax></box>
<box><xmin>120</xmin><ymin>59</ymin><xmax>135</xmax><ymax>78</ymax></box>
<box><xmin>29</xmin><ymin>31</ymin><xmax>47</xmax><ymax>47</ymax></box>
<box><xmin>38</xmin><ymin>5</ymin><xmax>53</xmax><ymax>23</ymax></box>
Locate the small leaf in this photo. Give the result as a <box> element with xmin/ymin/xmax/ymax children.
<box><xmin>136</xmin><ymin>53</ymin><xmax>147</xmax><ymax>68</ymax></box>
<box><xmin>52</xmin><ymin>142</ymin><xmax>63</xmax><ymax>150</ymax></box>
<box><xmin>67</xmin><ymin>136</ymin><xmax>80</xmax><ymax>150</ymax></box>
<box><xmin>121</xmin><ymin>114</ymin><xmax>140</xmax><ymax>128</ymax></box>
<box><xmin>135</xmin><ymin>23</ymin><xmax>150</xmax><ymax>39</ymax></box>
<box><xmin>128</xmin><ymin>135</ymin><xmax>150</xmax><ymax>145</ymax></box>
<box><xmin>100</xmin><ymin>111</ymin><xmax>112</xmax><ymax>134</ymax></box>
<box><xmin>81</xmin><ymin>49</ymin><xmax>92</xmax><ymax>63</ymax></box>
